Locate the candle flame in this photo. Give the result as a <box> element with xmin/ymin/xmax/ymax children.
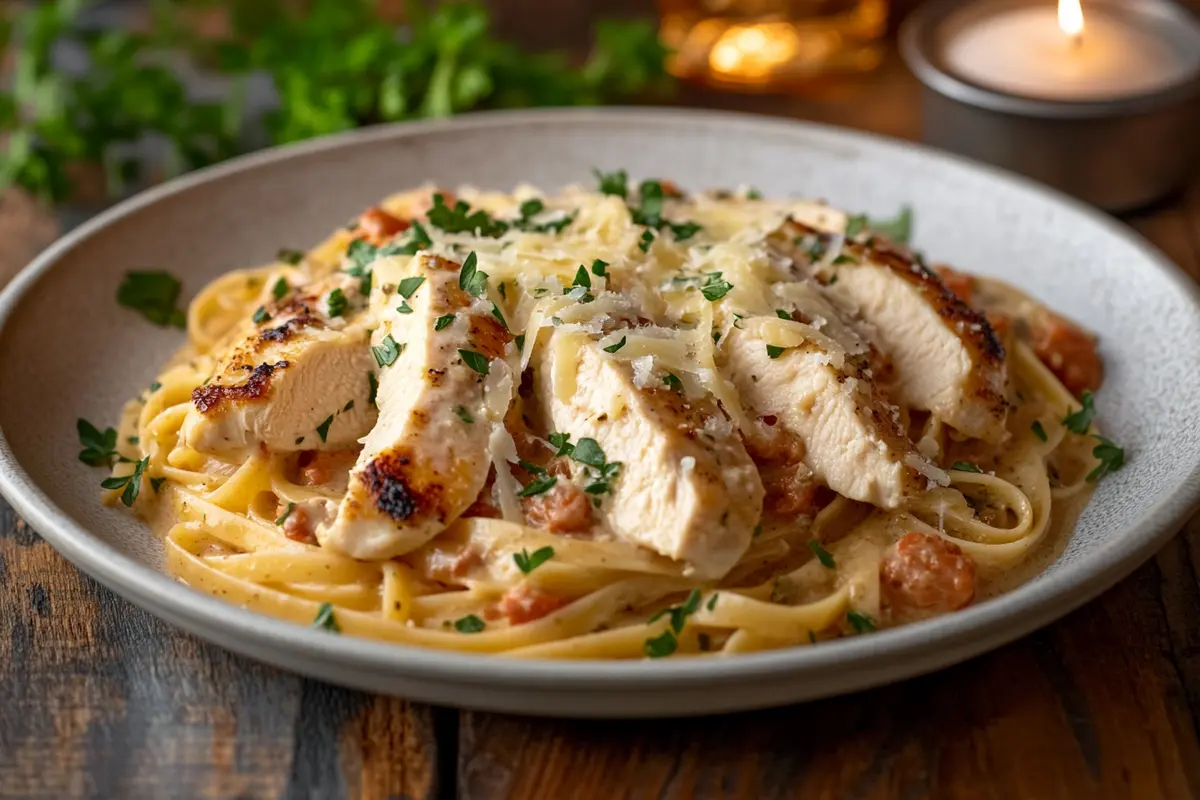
<box><xmin>1058</xmin><ymin>0</ymin><xmax>1084</xmax><ymax>39</ymax></box>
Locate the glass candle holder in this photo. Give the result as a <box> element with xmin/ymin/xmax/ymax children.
<box><xmin>659</xmin><ymin>0</ymin><xmax>889</xmax><ymax>92</ymax></box>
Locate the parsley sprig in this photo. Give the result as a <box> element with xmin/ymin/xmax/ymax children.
<box><xmin>101</xmin><ymin>456</ymin><xmax>150</xmax><ymax>507</ymax></box>
<box><xmin>117</xmin><ymin>271</ymin><xmax>187</xmax><ymax>328</ymax></box>
<box><xmin>78</xmin><ymin>418</ymin><xmax>119</xmax><ymax>467</ymax></box>
<box><xmin>1062</xmin><ymin>390</ymin><xmax>1096</xmax><ymax>434</ymax></box>
<box><xmin>644</xmin><ymin>588</ymin><xmax>703</xmax><ymax>658</ymax></box>
<box><xmin>514</xmin><ymin>546</ymin><xmax>555</xmax><ymax>574</ymax></box>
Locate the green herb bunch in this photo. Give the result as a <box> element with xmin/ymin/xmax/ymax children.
<box><xmin>1</xmin><ymin>0</ymin><xmax>671</xmax><ymax>205</ymax></box>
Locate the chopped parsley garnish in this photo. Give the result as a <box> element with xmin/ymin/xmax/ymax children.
<box><xmin>746</xmin><ymin>187</ymin><xmax>764</xmax><ymax>200</ymax></box>
<box><xmin>520</xmin><ymin>211</ymin><xmax>576</xmax><ymax>234</ymax></box>
<box><xmin>514</xmin><ymin>546</ymin><xmax>555</xmax><ymax>574</ymax></box>
<box><xmin>313</xmin><ymin>603</ymin><xmax>340</xmax><ymax>632</ymax></box>
<box><xmin>631</xmin><ymin>179</ymin><xmax>665</xmax><ymax>226</ymax></box>
<box><xmin>454</xmin><ymin>405</ymin><xmax>474</xmax><ymax>424</ymax></box>
<box><xmin>77</xmin><ymin>418</ymin><xmax>119</xmax><ymax>467</ymax></box>
<box><xmin>345</xmin><ymin>238</ymin><xmax>378</xmax><ymax>274</ymax></box>
<box><xmin>832</xmin><ymin>254</ymin><xmax>857</xmax><ymax>265</ymax></box>
<box><xmin>775</xmin><ymin>309</ymin><xmax>792</xmax><ymax>320</ymax></box>
<box><xmin>847</xmin><ymin>610</ymin><xmax>877</xmax><ymax>633</ymax></box>
<box><xmin>398</xmin><ymin>276</ymin><xmax>425</xmax><ymax>299</ymax></box>
<box><xmin>458</xmin><ymin>349</ymin><xmax>490</xmax><ymax>375</ymax></box>
<box><xmin>519</xmin><ymin>471</ymin><xmax>557</xmax><ymax>497</ymax></box>
<box><xmin>845</xmin><ymin>208</ymin><xmax>914</xmax><ymax>244</ymax></box>
<box><xmin>395</xmin><ymin>220</ymin><xmax>433</xmax><ymax>255</ymax></box>
<box><xmin>272</xmin><ymin>277</ymin><xmax>289</xmax><ymax>300</ymax></box>
<box><xmin>706</xmin><ymin>593</ymin><xmax>719</xmax><ymax>611</ymax></box>
<box><xmin>149</xmin><ymin>381</ymin><xmax>162</xmax><ymax>393</ymax></box>
<box><xmin>548</xmin><ymin>432</ymin><xmax>574</xmax><ymax>457</ymax></box>
<box><xmin>435</xmin><ymin>313</ymin><xmax>456</xmax><ymax>331</ymax></box>
<box><xmin>568</xmin><ymin>437</ymin><xmax>621</xmax><ymax>497</ymax></box>
<box><xmin>591</xmin><ymin>259</ymin><xmax>609</xmax><ymax>277</ymax></box>
<box><xmin>277</xmin><ymin>248</ymin><xmax>304</xmax><ymax>265</ymax></box>
<box><xmin>643</xmin><ymin>630</ymin><xmax>678</xmax><ymax>658</ymax></box>
<box><xmin>667</xmin><ymin>220</ymin><xmax>702</xmax><ymax>241</ymax></box>
<box><xmin>372</xmin><ymin>334</ymin><xmax>403</xmax><ymax>367</ymax></box>
<box><xmin>316</xmin><ymin>415</ymin><xmax>334</xmax><ymax>443</ymax></box>
<box><xmin>844</xmin><ymin>215</ymin><xmax>868</xmax><ymax>239</ymax></box>
<box><xmin>700</xmin><ymin>272</ymin><xmax>733</xmax><ymax>301</ymax></box>
<box><xmin>150</xmin><ymin>477</ymin><xmax>166</xmax><ymax>493</ymax></box>
<box><xmin>275</xmin><ymin>503</ymin><xmax>295</xmax><ymax>525</ymax></box>
<box><xmin>808</xmin><ymin>540</ymin><xmax>836</xmax><ymax>568</ymax></box>
<box><xmin>359</xmin><ymin>268</ymin><xmax>374</xmax><ymax>296</ymax></box>
<box><xmin>662</xmin><ymin>373</ymin><xmax>683</xmax><ymax>392</ymax></box>
<box><xmin>101</xmin><ymin>456</ymin><xmax>150</xmax><ymax>507</ymax></box>
<box><xmin>491</xmin><ymin>303</ymin><xmax>508</xmax><ymax>330</ymax></box>
<box><xmin>343</xmin><ymin>399</ymin><xmax>355</xmax><ymax>412</ymax></box>
<box><xmin>326</xmin><ymin>288</ymin><xmax>349</xmax><ymax>317</ymax></box>
<box><xmin>128</xmin><ymin>436</ymin><xmax>139</xmax><ymax>445</ymax></box>
<box><xmin>951</xmin><ymin>461</ymin><xmax>982</xmax><ymax>473</ymax></box>
<box><xmin>573</xmin><ymin>265</ymin><xmax>592</xmax><ymax>290</ymax></box>
<box><xmin>252</xmin><ymin>306</ymin><xmax>269</xmax><ymax>325</ymax></box>
<box><xmin>367</xmin><ymin>372</ymin><xmax>378</xmax><ymax>407</ymax></box>
<box><xmin>637</xmin><ymin>229</ymin><xmax>655</xmax><ymax>253</ymax></box>
<box><xmin>1031</xmin><ymin>421</ymin><xmax>1048</xmax><ymax>442</ymax></box>
<box><xmin>1062</xmin><ymin>390</ymin><xmax>1096</xmax><ymax>434</ymax></box>
<box><xmin>454</xmin><ymin>614</ymin><xmax>486</xmax><ymax>633</ymax></box>
<box><xmin>117</xmin><ymin>271</ymin><xmax>186</xmax><ymax>328</ymax></box>
<box><xmin>766</xmin><ymin>345</ymin><xmax>786</xmax><ymax>359</ymax></box>
<box><xmin>519</xmin><ymin>198</ymin><xmax>544</xmax><ymax>219</ymax></box>
<box><xmin>1088</xmin><ymin>436</ymin><xmax>1126</xmax><ymax>482</ymax></box>
<box><xmin>571</xmin><ymin>438</ymin><xmax>606</xmax><ymax>467</ymax></box>
<box><xmin>594</xmin><ymin>168</ymin><xmax>628</xmax><ymax>198</ymax></box>
<box><xmin>515</xmin><ymin>334</ymin><xmax>526</xmax><ymax>352</ymax></box>
<box><xmin>428</xmin><ymin>194</ymin><xmax>508</xmax><ymax>237</ymax></box>
<box><xmin>396</xmin><ymin>301</ymin><xmax>414</xmax><ymax>314</ymax></box>
<box><xmin>458</xmin><ymin>251</ymin><xmax>488</xmax><ymax>297</ymax></box>
<box><xmin>603</xmin><ymin>336</ymin><xmax>627</xmax><ymax>353</ymax></box>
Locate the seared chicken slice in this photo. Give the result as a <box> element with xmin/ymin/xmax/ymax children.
<box><xmin>723</xmin><ymin>318</ymin><xmax>932</xmax><ymax>509</ymax></box>
<box><xmin>778</xmin><ymin>221</ymin><xmax>1008</xmax><ymax>442</ymax></box>
<box><xmin>314</xmin><ymin>254</ymin><xmax>513</xmax><ymax>560</ymax></box>
<box><xmin>182</xmin><ymin>276</ymin><xmax>376</xmax><ymax>453</ymax></box>
<box><xmin>533</xmin><ymin>331</ymin><xmax>763</xmax><ymax>579</ymax></box>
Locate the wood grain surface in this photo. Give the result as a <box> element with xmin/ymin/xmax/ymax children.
<box><xmin>4</xmin><ymin>50</ymin><xmax>1200</xmax><ymax>800</ymax></box>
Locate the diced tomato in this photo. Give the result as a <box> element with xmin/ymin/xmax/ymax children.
<box><xmin>760</xmin><ymin>465</ymin><xmax>831</xmax><ymax>518</ymax></box>
<box><xmin>934</xmin><ymin>265</ymin><xmax>975</xmax><ymax>305</ymax></box>
<box><xmin>497</xmin><ymin>585</ymin><xmax>569</xmax><ymax>625</ymax></box>
<box><xmin>280</xmin><ymin>504</ymin><xmax>316</xmax><ymax>545</ymax></box>
<box><xmin>356</xmin><ymin>207</ymin><xmax>409</xmax><ymax>245</ymax></box>
<box><xmin>523</xmin><ymin>481</ymin><xmax>593</xmax><ymax>534</ymax></box>
<box><xmin>657</xmin><ymin>179</ymin><xmax>685</xmax><ymax>198</ymax></box>
<box><xmin>1030</xmin><ymin>311</ymin><xmax>1104</xmax><ymax>396</ymax></box>
<box><xmin>298</xmin><ymin>450</ymin><xmax>358</xmax><ymax>486</ymax></box>
<box><xmin>881</xmin><ymin>532</ymin><xmax>975</xmax><ymax>617</ymax></box>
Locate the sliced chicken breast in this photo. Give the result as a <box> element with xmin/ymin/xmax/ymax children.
<box><xmin>777</xmin><ymin>221</ymin><xmax>1008</xmax><ymax>442</ymax></box>
<box><xmin>533</xmin><ymin>331</ymin><xmax>763</xmax><ymax>579</ymax></box>
<box><xmin>314</xmin><ymin>253</ymin><xmax>513</xmax><ymax>560</ymax></box>
<box><xmin>722</xmin><ymin>319</ymin><xmax>931</xmax><ymax>509</ymax></box>
<box><xmin>182</xmin><ymin>276</ymin><xmax>376</xmax><ymax>453</ymax></box>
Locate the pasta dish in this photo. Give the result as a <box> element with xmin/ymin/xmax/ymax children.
<box><xmin>96</xmin><ymin>174</ymin><xmax>1123</xmax><ymax>659</ymax></box>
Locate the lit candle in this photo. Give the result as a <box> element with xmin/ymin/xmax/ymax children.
<box><xmin>943</xmin><ymin>0</ymin><xmax>1196</xmax><ymax>101</ymax></box>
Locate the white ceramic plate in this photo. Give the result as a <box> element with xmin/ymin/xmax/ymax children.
<box><xmin>2</xmin><ymin>109</ymin><xmax>1199</xmax><ymax>718</ymax></box>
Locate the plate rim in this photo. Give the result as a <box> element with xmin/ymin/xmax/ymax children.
<box><xmin>2</xmin><ymin>106</ymin><xmax>1199</xmax><ymax>702</ymax></box>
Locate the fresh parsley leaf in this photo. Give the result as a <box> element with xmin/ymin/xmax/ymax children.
<box><xmin>595</xmin><ymin>168</ymin><xmax>628</xmax><ymax>198</ymax></box>
<box><xmin>766</xmin><ymin>345</ymin><xmax>785</xmax><ymax>359</ymax></box>
<box><xmin>359</xmin><ymin>269</ymin><xmax>374</xmax><ymax>296</ymax></box>
<box><xmin>775</xmin><ymin>309</ymin><xmax>792</xmax><ymax>320</ymax></box>
<box><xmin>1088</xmin><ymin>435</ymin><xmax>1126</xmax><ymax>482</ymax></box>
<box><xmin>313</xmin><ymin>603</ymin><xmax>340</xmax><ymax>632</ymax></box>
<box><xmin>345</xmin><ymin>238</ymin><xmax>377</xmax><ymax>274</ymax></box>
<box><xmin>638</xmin><ymin>229</ymin><xmax>655</xmax><ymax>253</ymax></box>
<box><xmin>316</xmin><ymin>415</ymin><xmax>334</xmax><ymax>443</ymax></box>
<box><xmin>277</xmin><ymin>249</ymin><xmax>304</xmax><ymax>265</ymax></box>
<box><xmin>808</xmin><ymin>540</ymin><xmax>835</xmax><ymax>568</ymax></box>
<box><xmin>372</xmin><ymin>334</ymin><xmax>403</xmax><ymax>367</ymax></box>
<box><xmin>435</xmin><ymin>314</ymin><xmax>456</xmax><ymax>331</ymax></box>
<box><xmin>519</xmin><ymin>473</ymin><xmax>557</xmax><ymax>497</ymax></box>
<box><xmin>514</xmin><ymin>546</ymin><xmax>555</xmax><ymax>574</ymax></box>
<box><xmin>275</xmin><ymin>503</ymin><xmax>295</xmax><ymax>525</ymax></box>
<box><xmin>454</xmin><ymin>614</ymin><xmax>486</xmax><ymax>633</ymax></box>
<box><xmin>396</xmin><ymin>301</ymin><xmax>414</xmax><ymax>314</ymax></box>
<box><xmin>591</xmin><ymin>259</ymin><xmax>609</xmax><ymax>277</ymax></box>
<box><xmin>398</xmin><ymin>276</ymin><xmax>425</xmax><ymax>299</ymax></box>
<box><xmin>454</xmin><ymin>405</ymin><xmax>474</xmax><ymax>424</ymax></box>
<box><xmin>117</xmin><ymin>271</ymin><xmax>186</xmax><ymax>328</ymax></box>
<box><xmin>662</xmin><ymin>373</ymin><xmax>683</xmax><ymax>392</ymax></box>
<box><xmin>667</xmin><ymin>220</ymin><xmax>702</xmax><ymax>241</ymax></box>
<box><xmin>252</xmin><ymin>306</ymin><xmax>269</xmax><ymax>324</ymax></box>
<box><xmin>548</xmin><ymin>432</ymin><xmax>574</xmax><ymax>457</ymax></box>
<box><xmin>570</xmin><ymin>437</ymin><xmax>606</xmax><ymax>468</ymax></box>
<box><xmin>396</xmin><ymin>221</ymin><xmax>433</xmax><ymax>255</ymax></box>
<box><xmin>573</xmin><ymin>265</ymin><xmax>592</xmax><ymax>289</ymax></box>
<box><xmin>706</xmin><ymin>593</ymin><xmax>719</xmax><ymax>611</ymax></box>
<box><xmin>648</xmin><ymin>588</ymin><xmax>703</xmax><ymax>635</ymax></box>
<box><xmin>951</xmin><ymin>461</ymin><xmax>982</xmax><ymax>473</ymax></box>
<box><xmin>149</xmin><ymin>381</ymin><xmax>162</xmax><ymax>393</ymax></box>
<box><xmin>78</xmin><ymin>418</ymin><xmax>119</xmax><ymax>467</ymax></box>
<box><xmin>847</xmin><ymin>610</ymin><xmax>877</xmax><ymax>633</ymax></box>
<box><xmin>1032</xmin><ymin>421</ymin><xmax>1048</xmax><ymax>442</ymax></box>
<box><xmin>368</xmin><ymin>372</ymin><xmax>378</xmax><ymax>407</ymax></box>
<box><xmin>1062</xmin><ymin>390</ymin><xmax>1096</xmax><ymax>434</ymax></box>
<box><xmin>429</xmin><ymin>195</ymin><xmax>508</xmax><ymax>237</ymax></box>
<box><xmin>746</xmin><ymin>188</ymin><xmax>764</xmax><ymax>200</ymax></box>
<box><xmin>515</xmin><ymin>334</ymin><xmax>526</xmax><ymax>352</ymax></box>
<box><xmin>491</xmin><ymin>303</ymin><xmax>508</xmax><ymax>330</ymax></box>
<box><xmin>832</xmin><ymin>254</ymin><xmax>856</xmax><ymax>265</ymax></box>
<box><xmin>844</xmin><ymin>215</ymin><xmax>868</xmax><ymax>239</ymax></box>
<box><xmin>633</xmin><ymin>179</ymin><xmax>665</xmax><ymax>226</ymax></box>
<box><xmin>519</xmin><ymin>198</ymin><xmax>545</xmax><ymax>219</ymax></box>
<box><xmin>603</xmin><ymin>336</ymin><xmax>627</xmax><ymax>353</ymax></box>
<box><xmin>643</xmin><ymin>630</ymin><xmax>677</xmax><ymax>658</ymax></box>
<box><xmin>100</xmin><ymin>456</ymin><xmax>150</xmax><ymax>507</ymax></box>
<box><xmin>326</xmin><ymin>288</ymin><xmax>348</xmax><ymax>317</ymax></box>
<box><xmin>272</xmin><ymin>277</ymin><xmax>290</xmax><ymax>301</ymax></box>
<box><xmin>868</xmin><ymin>206</ymin><xmax>914</xmax><ymax>244</ymax></box>
<box><xmin>700</xmin><ymin>272</ymin><xmax>733</xmax><ymax>301</ymax></box>
<box><xmin>459</xmin><ymin>251</ymin><xmax>489</xmax><ymax>297</ymax></box>
<box><xmin>459</xmin><ymin>349</ymin><xmax>490</xmax><ymax>375</ymax></box>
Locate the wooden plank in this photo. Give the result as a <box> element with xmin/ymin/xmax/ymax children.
<box><xmin>0</xmin><ymin>505</ymin><xmax>443</xmax><ymax>799</ymax></box>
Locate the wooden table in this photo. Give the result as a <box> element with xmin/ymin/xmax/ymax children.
<box><xmin>4</xmin><ymin>52</ymin><xmax>1200</xmax><ymax>799</ymax></box>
